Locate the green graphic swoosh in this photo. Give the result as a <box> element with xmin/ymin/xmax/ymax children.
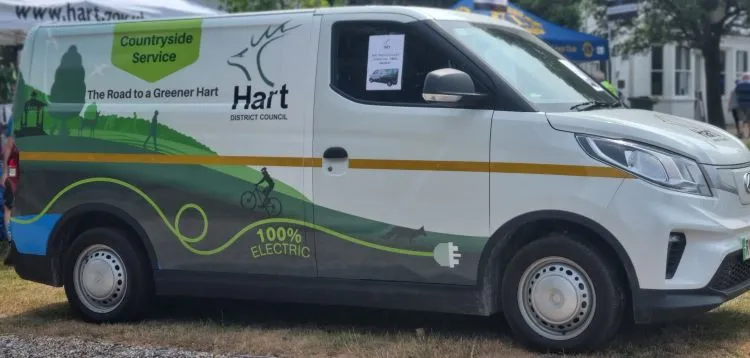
<box><xmin>12</xmin><ymin>177</ymin><xmax>433</xmax><ymax>257</ymax></box>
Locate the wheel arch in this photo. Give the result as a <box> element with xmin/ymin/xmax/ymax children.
<box><xmin>476</xmin><ymin>210</ymin><xmax>639</xmax><ymax>315</ymax></box>
<box><xmin>46</xmin><ymin>203</ymin><xmax>158</xmax><ymax>286</ymax></box>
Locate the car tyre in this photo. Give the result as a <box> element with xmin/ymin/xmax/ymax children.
<box><xmin>501</xmin><ymin>232</ymin><xmax>625</xmax><ymax>353</ymax></box>
<box><xmin>63</xmin><ymin>227</ymin><xmax>153</xmax><ymax>323</ymax></box>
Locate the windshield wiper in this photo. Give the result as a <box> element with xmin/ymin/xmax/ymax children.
<box><xmin>570</xmin><ymin>100</ymin><xmax>621</xmax><ymax>111</ymax></box>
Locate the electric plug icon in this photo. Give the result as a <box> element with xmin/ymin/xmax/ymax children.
<box><xmin>433</xmin><ymin>242</ymin><xmax>461</xmax><ymax>268</ymax></box>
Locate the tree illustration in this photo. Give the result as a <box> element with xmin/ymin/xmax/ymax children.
<box><xmin>48</xmin><ymin>45</ymin><xmax>86</xmax><ymax>136</ymax></box>
<box><xmin>83</xmin><ymin>102</ymin><xmax>97</xmax><ymax>120</ymax></box>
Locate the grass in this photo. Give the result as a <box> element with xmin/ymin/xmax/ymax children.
<box><xmin>0</xmin><ymin>259</ymin><xmax>748</xmax><ymax>358</ymax></box>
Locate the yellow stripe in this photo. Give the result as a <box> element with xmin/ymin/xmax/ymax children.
<box><xmin>20</xmin><ymin>152</ymin><xmax>632</xmax><ymax>178</ymax></box>
<box><xmin>21</xmin><ymin>152</ymin><xmax>323</xmax><ymax>168</ymax></box>
<box><xmin>350</xmin><ymin>159</ymin><xmax>488</xmax><ymax>172</ymax></box>
<box><xmin>490</xmin><ymin>162</ymin><xmax>632</xmax><ymax>178</ymax></box>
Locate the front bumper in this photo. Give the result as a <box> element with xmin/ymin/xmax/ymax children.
<box><xmin>6</xmin><ymin>241</ymin><xmax>61</xmax><ymax>287</ymax></box>
<box><xmin>633</xmin><ymin>249</ymin><xmax>750</xmax><ymax>324</ymax></box>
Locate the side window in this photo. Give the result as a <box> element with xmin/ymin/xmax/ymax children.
<box><xmin>331</xmin><ymin>20</ymin><xmax>485</xmax><ymax>105</ymax></box>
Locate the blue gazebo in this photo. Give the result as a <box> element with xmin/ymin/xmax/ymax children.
<box><xmin>451</xmin><ymin>0</ymin><xmax>609</xmax><ymax>62</ymax></box>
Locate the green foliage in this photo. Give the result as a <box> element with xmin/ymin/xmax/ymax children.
<box><xmin>516</xmin><ymin>0</ymin><xmax>583</xmax><ymax>31</ymax></box>
<box><xmin>299</xmin><ymin>0</ymin><xmax>347</xmax><ymax>7</ymax></box>
<box><xmin>219</xmin><ymin>0</ymin><xmax>282</xmax><ymax>12</ymax></box>
<box><xmin>48</xmin><ymin>45</ymin><xmax>86</xmax><ymax>135</ymax></box>
<box><xmin>588</xmin><ymin>0</ymin><xmax>750</xmax><ymax>54</ymax></box>
<box><xmin>0</xmin><ymin>65</ymin><xmax>15</xmax><ymax>103</ymax></box>
<box><xmin>218</xmin><ymin>0</ymin><xmax>345</xmax><ymax>13</ymax></box>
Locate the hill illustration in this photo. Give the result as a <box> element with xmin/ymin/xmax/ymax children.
<box><xmin>13</xmin><ymin>81</ymin><xmax>307</xmax><ymax>202</ymax></box>
<box><xmin>14</xmin><ymin>83</ymin><xmax>213</xmax><ymax>153</ymax></box>
<box><xmin>11</xmin><ymin>42</ymin><xmax>308</xmax><ymax>202</ymax></box>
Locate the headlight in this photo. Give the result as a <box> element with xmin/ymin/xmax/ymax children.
<box><xmin>576</xmin><ymin>135</ymin><xmax>711</xmax><ymax>197</ymax></box>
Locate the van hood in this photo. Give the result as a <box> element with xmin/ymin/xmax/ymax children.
<box><xmin>545</xmin><ymin>109</ymin><xmax>750</xmax><ymax>166</ymax></box>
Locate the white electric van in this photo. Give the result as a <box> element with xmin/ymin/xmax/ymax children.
<box><xmin>7</xmin><ymin>5</ymin><xmax>750</xmax><ymax>353</ymax></box>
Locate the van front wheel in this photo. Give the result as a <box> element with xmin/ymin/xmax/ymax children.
<box><xmin>500</xmin><ymin>233</ymin><xmax>624</xmax><ymax>353</ymax></box>
<box><xmin>63</xmin><ymin>227</ymin><xmax>153</xmax><ymax>323</ymax></box>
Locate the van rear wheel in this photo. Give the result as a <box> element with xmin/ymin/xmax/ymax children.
<box><xmin>63</xmin><ymin>227</ymin><xmax>153</xmax><ymax>323</ymax></box>
<box><xmin>500</xmin><ymin>233</ymin><xmax>624</xmax><ymax>353</ymax></box>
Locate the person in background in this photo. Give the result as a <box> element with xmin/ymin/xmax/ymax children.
<box><xmin>9</xmin><ymin>63</ymin><xmax>16</xmax><ymax>95</ymax></box>
<box><xmin>589</xmin><ymin>69</ymin><xmax>619</xmax><ymax>98</ymax></box>
<box><xmin>1</xmin><ymin>113</ymin><xmax>12</xmax><ymax>232</ymax></box>
<box><xmin>734</xmin><ymin>73</ymin><xmax>750</xmax><ymax>139</ymax></box>
<box><xmin>729</xmin><ymin>79</ymin><xmax>742</xmax><ymax>137</ymax></box>
<box><xmin>0</xmin><ymin>64</ymin><xmax>10</xmax><ymax>103</ymax></box>
<box><xmin>1</xmin><ymin>113</ymin><xmax>14</xmax><ymax>266</ymax></box>
<box><xmin>600</xmin><ymin>79</ymin><xmax>619</xmax><ymax>98</ymax></box>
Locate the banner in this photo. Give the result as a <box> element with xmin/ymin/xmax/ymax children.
<box><xmin>0</xmin><ymin>1</ymin><xmax>222</xmax><ymax>32</ymax></box>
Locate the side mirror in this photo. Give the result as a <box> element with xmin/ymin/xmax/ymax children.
<box><xmin>422</xmin><ymin>68</ymin><xmax>487</xmax><ymax>106</ymax></box>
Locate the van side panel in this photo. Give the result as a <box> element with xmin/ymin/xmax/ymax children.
<box><xmin>487</xmin><ymin>111</ymin><xmax>628</xmax><ymax>267</ymax></box>
<box><xmin>13</xmin><ymin>13</ymin><xmax>319</xmax><ymax>278</ymax></box>
<box><xmin>489</xmin><ymin>111</ymin><xmax>626</xmax><ymax>232</ymax></box>
<box><xmin>311</xmin><ymin>13</ymin><xmax>492</xmax><ymax>286</ymax></box>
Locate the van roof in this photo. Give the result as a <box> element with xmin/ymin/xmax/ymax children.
<box><xmin>315</xmin><ymin>5</ymin><xmax>517</xmax><ymax>26</ymax></box>
<box><xmin>31</xmin><ymin>5</ymin><xmax>521</xmax><ymax>31</ymax></box>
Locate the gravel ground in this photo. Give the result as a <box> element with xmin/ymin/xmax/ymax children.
<box><xmin>0</xmin><ymin>335</ymin><xmax>275</xmax><ymax>358</ymax></box>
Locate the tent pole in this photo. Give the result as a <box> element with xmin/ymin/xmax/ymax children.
<box><xmin>606</xmin><ymin>20</ymin><xmax>612</xmax><ymax>81</ymax></box>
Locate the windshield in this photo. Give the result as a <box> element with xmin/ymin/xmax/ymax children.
<box><xmin>438</xmin><ymin>20</ymin><xmax>619</xmax><ymax>112</ymax></box>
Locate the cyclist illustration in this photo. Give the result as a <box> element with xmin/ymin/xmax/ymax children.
<box><xmin>240</xmin><ymin>167</ymin><xmax>282</xmax><ymax>217</ymax></box>
<box><xmin>257</xmin><ymin>167</ymin><xmax>275</xmax><ymax>206</ymax></box>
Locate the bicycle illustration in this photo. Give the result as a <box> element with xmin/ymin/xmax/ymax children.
<box><xmin>240</xmin><ymin>168</ymin><xmax>282</xmax><ymax>217</ymax></box>
<box><xmin>240</xmin><ymin>187</ymin><xmax>282</xmax><ymax>217</ymax></box>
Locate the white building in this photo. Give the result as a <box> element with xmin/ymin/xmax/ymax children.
<box><xmin>608</xmin><ymin>38</ymin><xmax>749</xmax><ymax>128</ymax></box>
<box><xmin>582</xmin><ymin>6</ymin><xmax>750</xmax><ymax>130</ymax></box>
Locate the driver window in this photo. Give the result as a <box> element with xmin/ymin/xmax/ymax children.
<box><xmin>331</xmin><ymin>20</ymin><xmax>483</xmax><ymax>105</ymax></box>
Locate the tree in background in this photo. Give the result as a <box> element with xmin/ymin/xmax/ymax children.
<box><xmin>516</xmin><ymin>0</ymin><xmax>583</xmax><ymax>31</ymax></box>
<box><xmin>344</xmin><ymin>0</ymin><xmax>462</xmax><ymax>6</ymax></box>
<box><xmin>586</xmin><ymin>0</ymin><xmax>750</xmax><ymax>128</ymax></box>
<box><xmin>219</xmin><ymin>0</ymin><xmax>346</xmax><ymax>12</ymax></box>
<box><xmin>218</xmin><ymin>0</ymin><xmax>584</xmax><ymax>30</ymax></box>
<box><xmin>48</xmin><ymin>45</ymin><xmax>86</xmax><ymax>136</ymax></box>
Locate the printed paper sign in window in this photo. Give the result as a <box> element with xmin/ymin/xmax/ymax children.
<box><xmin>366</xmin><ymin>34</ymin><xmax>404</xmax><ymax>91</ymax></box>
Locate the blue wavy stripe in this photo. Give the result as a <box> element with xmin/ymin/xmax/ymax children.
<box><xmin>12</xmin><ymin>214</ymin><xmax>61</xmax><ymax>255</ymax></box>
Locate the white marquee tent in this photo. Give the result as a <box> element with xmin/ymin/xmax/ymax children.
<box><xmin>0</xmin><ymin>0</ymin><xmax>224</xmax><ymax>45</ymax></box>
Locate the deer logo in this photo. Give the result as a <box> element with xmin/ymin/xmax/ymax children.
<box><xmin>226</xmin><ymin>20</ymin><xmax>301</xmax><ymax>87</ymax></box>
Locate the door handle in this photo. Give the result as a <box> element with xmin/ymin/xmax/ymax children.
<box><xmin>323</xmin><ymin>147</ymin><xmax>348</xmax><ymax>160</ymax></box>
